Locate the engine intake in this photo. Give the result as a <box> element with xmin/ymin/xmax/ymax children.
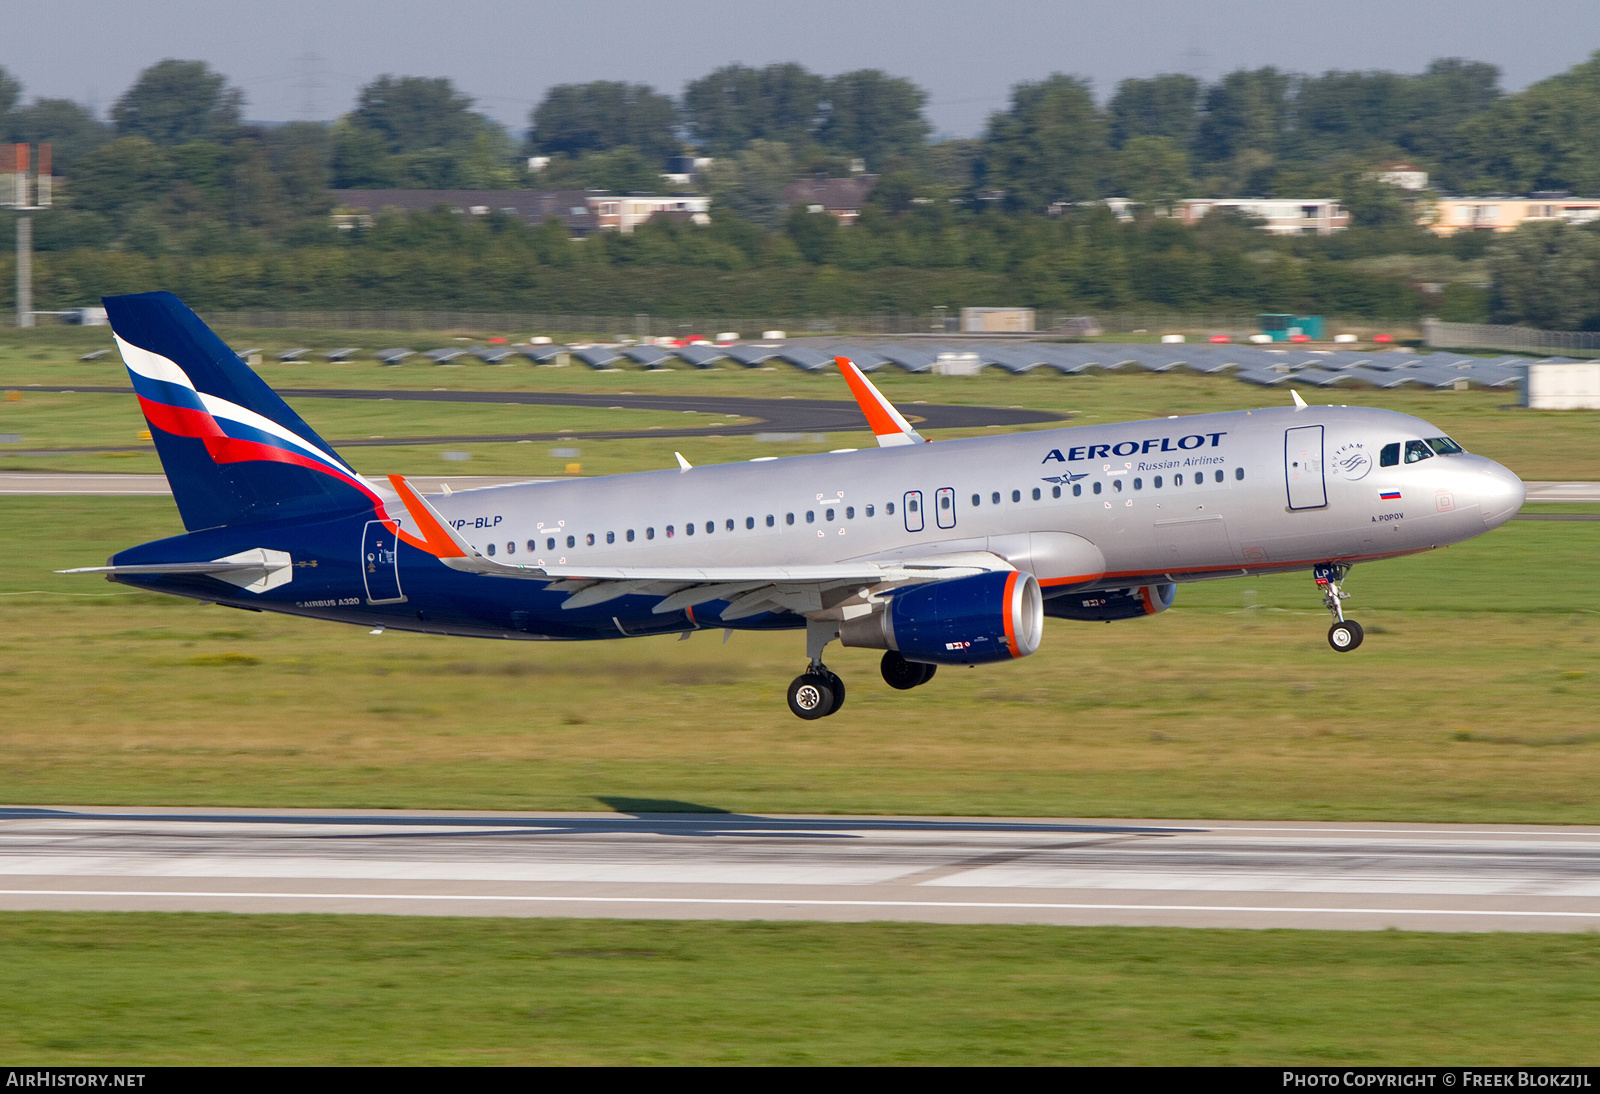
<box><xmin>1043</xmin><ymin>584</ymin><xmax>1176</xmax><ymax>621</ymax></box>
<box><xmin>839</xmin><ymin>570</ymin><xmax>1042</xmax><ymax>665</ymax></box>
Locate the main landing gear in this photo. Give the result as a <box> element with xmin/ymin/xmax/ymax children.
<box><xmin>785</xmin><ymin>621</ymin><xmax>938</xmax><ymax>718</ymax></box>
<box><xmin>1315</xmin><ymin>563</ymin><xmax>1364</xmax><ymax>653</ymax></box>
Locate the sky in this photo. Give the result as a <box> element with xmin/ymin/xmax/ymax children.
<box><xmin>4</xmin><ymin>0</ymin><xmax>1599</xmax><ymax>139</ymax></box>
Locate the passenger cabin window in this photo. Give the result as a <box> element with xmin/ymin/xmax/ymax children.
<box><xmin>939</xmin><ymin>496</ymin><xmax>950</xmax><ymax>510</ymax></box>
<box><xmin>747</xmin><ymin>517</ymin><xmax>755</xmax><ymax>529</ymax></box>
<box><xmin>607</xmin><ymin>532</ymin><xmax>615</xmax><ymax>544</ymax></box>
<box><xmin>586</xmin><ymin>533</ymin><xmax>595</xmax><ymax>546</ymax></box>
<box><xmin>726</xmin><ymin>519</ymin><xmax>734</xmax><ymax>531</ymax></box>
<box><xmin>972</xmin><ymin>494</ymin><xmax>981</xmax><ymax>507</ymax></box>
<box><xmin>1072</xmin><ymin>484</ymin><xmax>1081</xmax><ymax>496</ymax></box>
<box><xmin>666</xmin><ymin>526</ymin><xmax>675</xmax><ymax>538</ymax></box>
<box><xmin>547</xmin><ymin>537</ymin><xmax>556</xmax><ymax>550</ymax></box>
<box><xmin>1175</xmin><ymin>474</ymin><xmax>1183</xmax><ymax>486</ymax></box>
<box><xmin>646</xmin><ymin>528</ymin><xmax>654</xmax><ymax>540</ymax></box>
<box><xmin>686</xmin><ymin>523</ymin><xmax>694</xmax><ymax>535</ymax></box>
<box><xmin>1235</xmin><ymin>467</ymin><xmax>1244</xmax><ymax>480</ymax></box>
<box><xmin>1133</xmin><ymin>478</ymin><xmax>1142</xmax><ymax>490</ymax></box>
<box><xmin>626</xmin><ymin>530</ymin><xmax>635</xmax><ymax>542</ymax></box>
<box><xmin>1052</xmin><ymin>486</ymin><xmax>1061</xmax><ymax>498</ymax></box>
<box><xmin>1153</xmin><ymin>476</ymin><xmax>1162</xmax><ymax>488</ymax></box>
<box><xmin>486</xmin><ymin>543</ymin><xmax>496</xmax><ymax>556</ymax></box>
<box><xmin>866</xmin><ymin>505</ymin><xmax>875</xmax><ymax>517</ymax></box>
<box><xmin>825</xmin><ymin>508</ymin><xmax>835</xmax><ymax>521</ymax></box>
<box><xmin>1011</xmin><ymin>490</ymin><xmax>1021</xmax><ymax>503</ymax></box>
<box><xmin>706</xmin><ymin>521</ymin><xmax>714</xmax><ymax>534</ymax></box>
<box><xmin>1380</xmin><ymin>443</ymin><xmax>1401</xmax><ymax>467</ymax></box>
<box><xmin>806</xmin><ymin>511</ymin><xmax>815</xmax><ymax>523</ymax></box>
<box><xmin>1214</xmin><ymin>470</ymin><xmax>1224</xmax><ymax>483</ymax></box>
<box><xmin>767</xmin><ymin>515</ymin><xmax>775</xmax><ymax>527</ymax></box>
<box><xmin>907</xmin><ymin>499</ymin><xmax>918</xmax><ymax>513</ymax></box>
<box><xmin>527</xmin><ymin>540</ymin><xmax>537</xmax><ymax>552</ymax></box>
<box><xmin>1031</xmin><ymin>487</ymin><xmax>1041</xmax><ymax>500</ymax></box>
<box><xmin>507</xmin><ymin>542</ymin><xmax>515</xmax><ymax>554</ymax></box>
<box><xmin>886</xmin><ymin>502</ymin><xmax>895</xmax><ymax>515</ymax></box>
<box><xmin>1093</xmin><ymin>482</ymin><xmax>1102</xmax><ymax>495</ymax></box>
<box><xmin>991</xmin><ymin>492</ymin><xmax>1001</xmax><ymax>505</ymax></box>
<box><xmin>786</xmin><ymin>513</ymin><xmax>794</xmax><ymax>525</ymax></box>
<box><xmin>566</xmin><ymin>535</ymin><xmax>575</xmax><ymax>548</ymax></box>
<box><xmin>846</xmin><ymin>507</ymin><xmax>855</xmax><ymax>519</ymax></box>
<box><xmin>1405</xmin><ymin>440</ymin><xmax>1434</xmax><ymax>464</ymax></box>
<box><xmin>1113</xmin><ymin>479</ymin><xmax>1123</xmax><ymax>492</ymax></box>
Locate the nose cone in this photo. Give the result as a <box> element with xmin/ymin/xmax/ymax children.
<box><xmin>1477</xmin><ymin>460</ymin><xmax>1525</xmax><ymax>530</ymax></box>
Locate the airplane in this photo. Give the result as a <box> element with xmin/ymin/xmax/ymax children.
<box><xmin>64</xmin><ymin>292</ymin><xmax>1526</xmax><ymax>719</ymax></box>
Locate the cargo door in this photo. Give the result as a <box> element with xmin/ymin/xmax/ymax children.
<box><xmin>1284</xmin><ymin>425</ymin><xmax>1326</xmax><ymax>510</ymax></box>
<box><xmin>361</xmin><ymin>520</ymin><xmax>405</xmax><ymax>603</ymax></box>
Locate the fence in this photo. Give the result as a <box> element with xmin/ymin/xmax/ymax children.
<box><xmin>1423</xmin><ymin>318</ymin><xmax>1600</xmax><ymax>356</ymax></box>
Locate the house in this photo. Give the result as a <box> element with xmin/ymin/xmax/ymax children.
<box><xmin>782</xmin><ymin>176</ymin><xmax>879</xmax><ymax>225</ymax></box>
<box><xmin>1422</xmin><ymin>193</ymin><xmax>1600</xmax><ymax>236</ymax></box>
<box><xmin>1175</xmin><ymin>199</ymin><xmax>1349</xmax><ymax>235</ymax></box>
<box><xmin>328</xmin><ymin>190</ymin><xmax>711</xmax><ymax>236</ymax></box>
<box><xmin>1375</xmin><ymin>163</ymin><xmax>1429</xmax><ymax>190</ymax></box>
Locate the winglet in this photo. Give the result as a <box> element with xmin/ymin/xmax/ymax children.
<box><xmin>835</xmin><ymin>356</ymin><xmax>926</xmax><ymax>446</ymax></box>
<box><xmin>1291</xmin><ymin>389</ymin><xmax>1308</xmax><ymax>409</ymax></box>
<box><xmin>387</xmin><ymin>474</ymin><xmax>474</xmax><ymax>558</ymax></box>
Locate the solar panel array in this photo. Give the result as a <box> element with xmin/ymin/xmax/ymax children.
<box><xmin>543</xmin><ymin>341</ymin><xmax>1548</xmax><ymax>390</ymax></box>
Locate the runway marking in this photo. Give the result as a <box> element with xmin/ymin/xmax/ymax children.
<box><xmin>3</xmin><ymin>889</ymin><xmax>1599</xmax><ymax>919</ymax></box>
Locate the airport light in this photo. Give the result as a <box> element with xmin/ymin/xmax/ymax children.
<box><xmin>3</xmin><ymin>144</ymin><xmax>53</xmax><ymax>328</ymax></box>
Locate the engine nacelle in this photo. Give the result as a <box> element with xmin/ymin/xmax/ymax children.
<box><xmin>1043</xmin><ymin>583</ymin><xmax>1176</xmax><ymax>622</ymax></box>
<box><xmin>839</xmin><ymin>570</ymin><xmax>1043</xmax><ymax>665</ymax></box>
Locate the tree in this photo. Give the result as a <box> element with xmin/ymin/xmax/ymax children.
<box><xmin>683</xmin><ymin>64</ymin><xmax>825</xmax><ymax>155</ymax></box>
<box><xmin>537</xmin><ymin>148</ymin><xmax>664</xmax><ymax>194</ymax></box>
<box><xmin>3</xmin><ymin>98</ymin><xmax>111</xmax><ymax>169</ymax></box>
<box><xmin>785</xmin><ymin>204</ymin><xmax>838</xmax><ymax>264</ymax></box>
<box><xmin>818</xmin><ymin>70</ymin><xmax>930</xmax><ymax>171</ymax></box>
<box><xmin>529</xmin><ymin>82</ymin><xmax>679</xmax><ymax>163</ymax></box>
<box><xmin>1400</xmin><ymin>58</ymin><xmax>1501</xmax><ymax>177</ymax></box>
<box><xmin>704</xmin><ymin>140</ymin><xmax>797</xmax><ymax>227</ymax></box>
<box><xmin>351</xmin><ymin>76</ymin><xmax>488</xmax><ymax>154</ymax></box>
<box><xmin>1289</xmin><ymin>70</ymin><xmax>1410</xmax><ymax>161</ymax></box>
<box><xmin>1489</xmin><ymin>221</ymin><xmax>1600</xmax><ymax>330</ymax></box>
<box><xmin>981</xmin><ymin>75</ymin><xmax>1108</xmax><ymax>211</ymax></box>
<box><xmin>1108</xmin><ymin>74</ymin><xmax>1199</xmax><ymax>149</ymax></box>
<box><xmin>1194</xmin><ymin>67</ymin><xmax>1291</xmax><ymax>167</ymax></box>
<box><xmin>111</xmin><ymin>60</ymin><xmax>243</xmax><ymax>145</ymax></box>
<box><xmin>1455</xmin><ymin>52</ymin><xmax>1600</xmax><ymax>195</ymax></box>
<box><xmin>0</xmin><ymin>66</ymin><xmax>19</xmax><ymax>119</ymax></box>
<box><xmin>1113</xmin><ymin>136</ymin><xmax>1192</xmax><ymax>206</ymax></box>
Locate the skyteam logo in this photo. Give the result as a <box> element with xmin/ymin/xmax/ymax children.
<box><xmin>116</xmin><ymin>334</ymin><xmax>387</xmax><ymax>512</ymax></box>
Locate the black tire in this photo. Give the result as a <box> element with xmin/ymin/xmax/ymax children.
<box><xmin>881</xmin><ymin>651</ymin><xmax>925</xmax><ymax>691</ymax></box>
<box><xmin>916</xmin><ymin>663</ymin><xmax>937</xmax><ymax>687</ymax></box>
<box><xmin>821</xmin><ymin>671</ymin><xmax>847</xmax><ymax>715</ymax></box>
<box><xmin>1328</xmin><ymin>619</ymin><xmax>1364</xmax><ymax>652</ymax></box>
<box><xmin>788</xmin><ymin>674</ymin><xmax>835</xmax><ymax>719</ymax></box>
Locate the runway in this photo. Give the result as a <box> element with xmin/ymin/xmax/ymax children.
<box><xmin>2</xmin><ymin>806</ymin><xmax>1597</xmax><ymax>931</ymax></box>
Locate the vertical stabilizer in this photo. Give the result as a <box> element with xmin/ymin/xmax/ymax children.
<box><xmin>105</xmin><ymin>291</ymin><xmax>385</xmax><ymax>530</ymax></box>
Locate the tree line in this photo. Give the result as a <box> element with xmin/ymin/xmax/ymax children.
<box><xmin>4</xmin><ymin>55</ymin><xmax>1600</xmax><ymax>326</ymax></box>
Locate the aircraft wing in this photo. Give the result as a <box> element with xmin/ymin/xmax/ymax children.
<box><xmin>386</xmin><ymin>473</ymin><xmax>1007</xmax><ymax>618</ymax></box>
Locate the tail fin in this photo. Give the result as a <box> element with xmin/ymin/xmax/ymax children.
<box><xmin>105</xmin><ymin>292</ymin><xmax>385</xmax><ymax>531</ymax></box>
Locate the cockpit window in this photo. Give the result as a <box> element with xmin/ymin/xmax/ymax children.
<box><xmin>1404</xmin><ymin>439</ymin><xmax>1434</xmax><ymax>464</ymax></box>
<box><xmin>1426</xmin><ymin>436</ymin><xmax>1464</xmax><ymax>455</ymax></box>
<box><xmin>1380</xmin><ymin>442</ymin><xmax>1400</xmax><ymax>467</ymax></box>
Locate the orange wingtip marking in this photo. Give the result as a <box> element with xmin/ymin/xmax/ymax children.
<box><xmin>387</xmin><ymin>474</ymin><xmax>467</xmax><ymax>558</ymax></box>
<box><xmin>835</xmin><ymin>356</ymin><xmax>904</xmax><ymax>437</ymax></box>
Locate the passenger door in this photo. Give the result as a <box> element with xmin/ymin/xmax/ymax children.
<box><xmin>1284</xmin><ymin>425</ymin><xmax>1327</xmax><ymax>510</ymax></box>
<box><xmin>362</xmin><ymin>520</ymin><xmax>405</xmax><ymax>603</ymax></box>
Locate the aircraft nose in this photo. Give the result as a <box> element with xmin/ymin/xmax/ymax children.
<box><xmin>1476</xmin><ymin>460</ymin><xmax>1525</xmax><ymax>530</ymax></box>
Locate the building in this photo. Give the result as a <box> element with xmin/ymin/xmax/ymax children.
<box><xmin>960</xmin><ymin>307</ymin><xmax>1035</xmax><ymax>333</ymax></box>
<box><xmin>590</xmin><ymin>195</ymin><xmax>710</xmax><ymax>233</ymax></box>
<box><xmin>328</xmin><ymin>190</ymin><xmax>710</xmax><ymax>236</ymax></box>
<box><xmin>782</xmin><ymin>176</ymin><xmax>879</xmax><ymax>225</ymax></box>
<box><xmin>1175</xmin><ymin>199</ymin><xmax>1349</xmax><ymax>235</ymax></box>
<box><xmin>1375</xmin><ymin>163</ymin><xmax>1429</xmax><ymax>190</ymax></box>
<box><xmin>1422</xmin><ymin>193</ymin><xmax>1600</xmax><ymax>236</ymax></box>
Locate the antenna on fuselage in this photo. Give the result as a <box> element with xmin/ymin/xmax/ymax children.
<box><xmin>675</xmin><ymin>452</ymin><xmax>693</xmax><ymax>471</ymax></box>
<box><xmin>1290</xmin><ymin>389</ymin><xmax>1308</xmax><ymax>409</ymax></box>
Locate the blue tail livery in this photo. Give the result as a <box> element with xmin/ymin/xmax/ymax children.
<box><xmin>106</xmin><ymin>291</ymin><xmax>385</xmax><ymax>531</ymax></box>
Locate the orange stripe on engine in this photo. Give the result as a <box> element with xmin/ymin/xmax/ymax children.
<box><xmin>1001</xmin><ymin>570</ymin><xmax>1021</xmax><ymax>658</ymax></box>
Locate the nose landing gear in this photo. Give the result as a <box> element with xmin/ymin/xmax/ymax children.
<box><xmin>1315</xmin><ymin>563</ymin><xmax>1364</xmax><ymax>652</ymax></box>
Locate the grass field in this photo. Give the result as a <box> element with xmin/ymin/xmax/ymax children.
<box><xmin>3</xmin><ymin>325</ymin><xmax>1596</xmax><ymax>480</ymax></box>
<box><xmin>4</xmin><ymin>494</ymin><xmax>1595</xmax><ymax>820</ymax></box>
<box><xmin>1</xmin><ymin>914</ymin><xmax>1595</xmax><ymax>1065</ymax></box>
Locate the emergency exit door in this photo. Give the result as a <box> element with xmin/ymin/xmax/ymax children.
<box><xmin>1285</xmin><ymin>425</ymin><xmax>1327</xmax><ymax>510</ymax></box>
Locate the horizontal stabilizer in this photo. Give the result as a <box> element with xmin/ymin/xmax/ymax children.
<box><xmin>59</xmin><ymin>548</ymin><xmax>293</xmax><ymax>594</ymax></box>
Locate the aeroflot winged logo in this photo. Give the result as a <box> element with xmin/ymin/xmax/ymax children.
<box><xmin>116</xmin><ymin>333</ymin><xmax>388</xmax><ymax>512</ymax></box>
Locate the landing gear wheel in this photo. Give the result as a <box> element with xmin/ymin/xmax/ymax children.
<box><xmin>787</xmin><ymin>673</ymin><xmax>835</xmax><ymax>719</ymax></box>
<box><xmin>1328</xmin><ymin>619</ymin><xmax>1364</xmax><ymax>652</ymax></box>
<box><xmin>881</xmin><ymin>651</ymin><xmax>926</xmax><ymax>691</ymax></box>
<box><xmin>819</xmin><ymin>671</ymin><xmax>846</xmax><ymax>715</ymax></box>
<box><xmin>918</xmin><ymin>663</ymin><xmax>937</xmax><ymax>686</ymax></box>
